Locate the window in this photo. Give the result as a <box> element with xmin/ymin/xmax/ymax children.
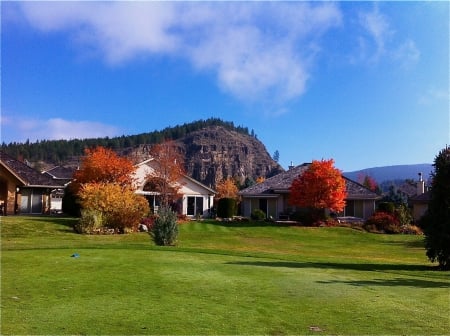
<box><xmin>187</xmin><ymin>196</ymin><xmax>203</xmax><ymax>216</ymax></box>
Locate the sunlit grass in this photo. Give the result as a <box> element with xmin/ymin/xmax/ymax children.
<box><xmin>1</xmin><ymin>216</ymin><xmax>449</xmax><ymax>335</ymax></box>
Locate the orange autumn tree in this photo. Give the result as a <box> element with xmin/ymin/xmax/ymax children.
<box><xmin>215</xmin><ymin>177</ymin><xmax>239</xmax><ymax>218</ymax></box>
<box><xmin>256</xmin><ymin>176</ymin><xmax>266</xmax><ymax>184</ymax></box>
<box><xmin>147</xmin><ymin>140</ymin><xmax>185</xmax><ymax>207</ymax></box>
<box><xmin>216</xmin><ymin>177</ymin><xmax>239</xmax><ymax>200</ymax></box>
<box><xmin>72</xmin><ymin>146</ymin><xmax>136</xmax><ymax>192</ymax></box>
<box><xmin>289</xmin><ymin>159</ymin><xmax>347</xmax><ymax>222</ymax></box>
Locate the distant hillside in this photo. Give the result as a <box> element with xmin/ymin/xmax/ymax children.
<box><xmin>0</xmin><ymin>118</ymin><xmax>252</xmax><ymax>164</ymax></box>
<box><xmin>122</xmin><ymin>126</ymin><xmax>283</xmax><ymax>187</ymax></box>
<box><xmin>344</xmin><ymin>164</ymin><xmax>433</xmax><ymax>184</ymax></box>
<box><xmin>1</xmin><ymin>119</ymin><xmax>283</xmax><ymax>188</ymax></box>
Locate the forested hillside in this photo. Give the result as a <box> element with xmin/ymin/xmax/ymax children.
<box><xmin>1</xmin><ymin>118</ymin><xmax>281</xmax><ymax>187</ymax></box>
<box><xmin>1</xmin><ymin>118</ymin><xmax>252</xmax><ymax>164</ymax></box>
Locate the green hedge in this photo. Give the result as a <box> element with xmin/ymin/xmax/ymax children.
<box><xmin>217</xmin><ymin>198</ymin><xmax>237</xmax><ymax>218</ymax></box>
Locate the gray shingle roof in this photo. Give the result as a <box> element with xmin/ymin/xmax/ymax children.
<box><xmin>410</xmin><ymin>191</ymin><xmax>431</xmax><ymax>203</ymax></box>
<box><xmin>239</xmin><ymin>163</ymin><xmax>379</xmax><ymax>200</ymax></box>
<box><xmin>0</xmin><ymin>151</ymin><xmax>63</xmax><ymax>187</ymax></box>
<box><xmin>43</xmin><ymin>166</ymin><xmax>75</xmax><ymax>180</ymax></box>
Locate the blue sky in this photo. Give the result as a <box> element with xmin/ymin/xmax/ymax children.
<box><xmin>1</xmin><ymin>1</ymin><xmax>449</xmax><ymax>172</ymax></box>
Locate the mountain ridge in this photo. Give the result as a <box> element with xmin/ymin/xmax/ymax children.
<box><xmin>344</xmin><ymin>163</ymin><xmax>433</xmax><ymax>184</ymax></box>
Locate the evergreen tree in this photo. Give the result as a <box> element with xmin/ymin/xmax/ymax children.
<box><xmin>273</xmin><ymin>150</ymin><xmax>280</xmax><ymax>163</ymax></box>
<box><xmin>421</xmin><ymin>147</ymin><xmax>450</xmax><ymax>270</ymax></box>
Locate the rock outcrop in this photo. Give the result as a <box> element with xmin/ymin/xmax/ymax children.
<box><xmin>127</xmin><ymin>126</ymin><xmax>283</xmax><ymax>188</ymax></box>
<box><xmin>177</xmin><ymin>126</ymin><xmax>283</xmax><ymax>187</ymax></box>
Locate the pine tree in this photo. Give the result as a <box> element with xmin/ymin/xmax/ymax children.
<box><xmin>273</xmin><ymin>150</ymin><xmax>280</xmax><ymax>163</ymax></box>
<box><xmin>421</xmin><ymin>147</ymin><xmax>450</xmax><ymax>270</ymax></box>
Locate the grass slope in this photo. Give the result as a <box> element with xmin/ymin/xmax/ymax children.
<box><xmin>1</xmin><ymin>216</ymin><xmax>449</xmax><ymax>335</ymax></box>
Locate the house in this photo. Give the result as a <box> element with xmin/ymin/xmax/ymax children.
<box><xmin>409</xmin><ymin>174</ymin><xmax>430</xmax><ymax>222</ymax></box>
<box><xmin>410</xmin><ymin>191</ymin><xmax>431</xmax><ymax>222</ymax></box>
<box><xmin>0</xmin><ymin>151</ymin><xmax>64</xmax><ymax>215</ymax></box>
<box><xmin>239</xmin><ymin>163</ymin><xmax>380</xmax><ymax>220</ymax></box>
<box><xmin>42</xmin><ymin>166</ymin><xmax>75</xmax><ymax>213</ymax></box>
<box><xmin>133</xmin><ymin>159</ymin><xmax>216</xmax><ymax>218</ymax></box>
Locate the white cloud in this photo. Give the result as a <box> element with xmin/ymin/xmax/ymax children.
<box><xmin>20</xmin><ymin>2</ymin><xmax>179</xmax><ymax>64</ymax></box>
<box><xmin>1</xmin><ymin>114</ymin><xmax>121</xmax><ymax>143</ymax></box>
<box><xmin>418</xmin><ymin>88</ymin><xmax>449</xmax><ymax>105</ymax></box>
<box><xmin>17</xmin><ymin>2</ymin><xmax>342</xmax><ymax>106</ymax></box>
<box><xmin>356</xmin><ymin>5</ymin><xmax>420</xmax><ymax>67</ymax></box>
<box><xmin>392</xmin><ymin>39</ymin><xmax>421</xmax><ymax>69</ymax></box>
<box><xmin>358</xmin><ymin>5</ymin><xmax>392</xmax><ymax>61</ymax></box>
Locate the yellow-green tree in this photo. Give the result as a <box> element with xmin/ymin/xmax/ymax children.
<box><xmin>78</xmin><ymin>183</ymin><xmax>149</xmax><ymax>232</ymax></box>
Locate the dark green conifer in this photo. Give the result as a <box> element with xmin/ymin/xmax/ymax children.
<box><xmin>421</xmin><ymin>147</ymin><xmax>450</xmax><ymax>270</ymax></box>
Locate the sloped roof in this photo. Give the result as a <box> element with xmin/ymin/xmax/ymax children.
<box><xmin>239</xmin><ymin>164</ymin><xmax>310</xmax><ymax>195</ymax></box>
<box><xmin>410</xmin><ymin>191</ymin><xmax>431</xmax><ymax>203</ymax></box>
<box><xmin>239</xmin><ymin>163</ymin><xmax>379</xmax><ymax>200</ymax></box>
<box><xmin>43</xmin><ymin>166</ymin><xmax>75</xmax><ymax>180</ymax></box>
<box><xmin>0</xmin><ymin>151</ymin><xmax>63</xmax><ymax>187</ymax></box>
<box><xmin>135</xmin><ymin>159</ymin><xmax>216</xmax><ymax>195</ymax></box>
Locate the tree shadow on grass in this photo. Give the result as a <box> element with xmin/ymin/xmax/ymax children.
<box><xmin>316</xmin><ymin>277</ymin><xmax>449</xmax><ymax>288</ymax></box>
<box><xmin>23</xmin><ymin>215</ymin><xmax>78</xmax><ymax>232</ymax></box>
<box><xmin>226</xmin><ymin>260</ymin><xmax>449</xmax><ymax>288</ymax></box>
<box><xmin>381</xmin><ymin>240</ymin><xmax>425</xmax><ymax>249</ymax></box>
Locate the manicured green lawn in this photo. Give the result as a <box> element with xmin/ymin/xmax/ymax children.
<box><xmin>1</xmin><ymin>216</ymin><xmax>449</xmax><ymax>335</ymax></box>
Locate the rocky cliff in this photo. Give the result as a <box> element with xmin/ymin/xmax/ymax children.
<box><xmin>126</xmin><ymin>126</ymin><xmax>283</xmax><ymax>188</ymax></box>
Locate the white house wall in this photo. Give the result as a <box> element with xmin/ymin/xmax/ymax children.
<box><xmin>133</xmin><ymin>161</ymin><xmax>214</xmax><ymax>217</ymax></box>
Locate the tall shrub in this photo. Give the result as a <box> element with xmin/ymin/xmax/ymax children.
<box><xmin>150</xmin><ymin>205</ymin><xmax>178</xmax><ymax>246</ymax></box>
<box><xmin>78</xmin><ymin>183</ymin><xmax>149</xmax><ymax>233</ymax></box>
<box><xmin>74</xmin><ymin>209</ymin><xmax>104</xmax><ymax>234</ymax></box>
<box><xmin>420</xmin><ymin>147</ymin><xmax>450</xmax><ymax>270</ymax></box>
<box><xmin>217</xmin><ymin>198</ymin><xmax>236</xmax><ymax>218</ymax></box>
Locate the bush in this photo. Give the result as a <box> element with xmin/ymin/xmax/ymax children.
<box><xmin>377</xmin><ymin>202</ymin><xmax>395</xmax><ymax>214</ymax></box>
<box><xmin>150</xmin><ymin>206</ymin><xmax>178</xmax><ymax>246</ymax></box>
<box><xmin>401</xmin><ymin>224</ymin><xmax>423</xmax><ymax>235</ymax></box>
<box><xmin>62</xmin><ymin>187</ymin><xmax>81</xmax><ymax>217</ymax></box>
<box><xmin>107</xmin><ymin>193</ymin><xmax>150</xmax><ymax>232</ymax></box>
<box><xmin>394</xmin><ymin>204</ymin><xmax>413</xmax><ymax>227</ymax></box>
<box><xmin>140</xmin><ymin>216</ymin><xmax>155</xmax><ymax>231</ymax></box>
<box><xmin>364</xmin><ymin>211</ymin><xmax>401</xmax><ymax>233</ymax></box>
<box><xmin>290</xmin><ymin>209</ymin><xmax>313</xmax><ymax>225</ymax></box>
<box><xmin>217</xmin><ymin>198</ymin><xmax>237</xmax><ymax>218</ymax></box>
<box><xmin>251</xmin><ymin>209</ymin><xmax>266</xmax><ymax>220</ymax></box>
<box><xmin>74</xmin><ymin>209</ymin><xmax>104</xmax><ymax>234</ymax></box>
<box><xmin>78</xmin><ymin>183</ymin><xmax>150</xmax><ymax>233</ymax></box>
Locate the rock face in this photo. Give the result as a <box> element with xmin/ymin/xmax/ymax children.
<box><xmin>128</xmin><ymin>126</ymin><xmax>283</xmax><ymax>188</ymax></box>
<box><xmin>176</xmin><ymin>126</ymin><xmax>283</xmax><ymax>188</ymax></box>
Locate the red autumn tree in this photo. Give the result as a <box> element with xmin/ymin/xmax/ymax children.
<box><xmin>147</xmin><ymin>140</ymin><xmax>185</xmax><ymax>207</ymax></box>
<box><xmin>289</xmin><ymin>159</ymin><xmax>347</xmax><ymax>220</ymax></box>
<box><xmin>358</xmin><ymin>173</ymin><xmax>380</xmax><ymax>193</ymax></box>
<box><xmin>72</xmin><ymin>146</ymin><xmax>136</xmax><ymax>192</ymax></box>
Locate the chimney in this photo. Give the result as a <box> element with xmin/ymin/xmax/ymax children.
<box><xmin>288</xmin><ymin>161</ymin><xmax>295</xmax><ymax>170</ymax></box>
<box><xmin>417</xmin><ymin>172</ymin><xmax>425</xmax><ymax>195</ymax></box>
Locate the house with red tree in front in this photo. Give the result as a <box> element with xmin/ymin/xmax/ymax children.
<box><xmin>239</xmin><ymin>162</ymin><xmax>380</xmax><ymax>221</ymax></box>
